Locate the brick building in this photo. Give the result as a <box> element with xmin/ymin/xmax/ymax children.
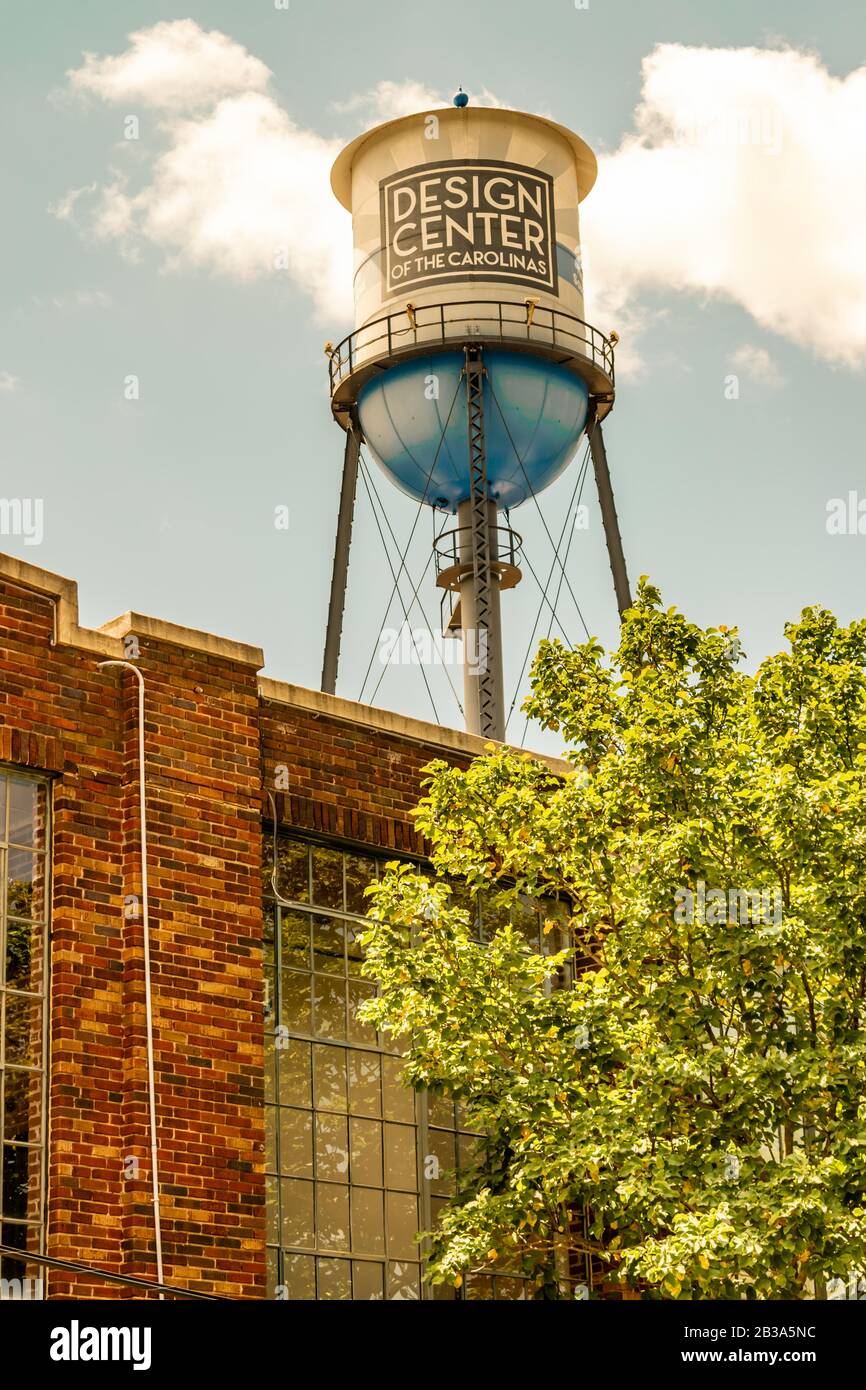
<box><xmin>0</xmin><ymin>550</ymin><xmax>576</xmax><ymax>1301</ymax></box>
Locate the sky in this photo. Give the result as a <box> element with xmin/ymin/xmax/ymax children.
<box><xmin>2</xmin><ymin>0</ymin><xmax>866</xmax><ymax>754</ymax></box>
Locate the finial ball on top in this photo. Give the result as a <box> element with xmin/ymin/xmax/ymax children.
<box><xmin>453</xmin><ymin>89</ymin><xmax>469</xmax><ymax>108</ymax></box>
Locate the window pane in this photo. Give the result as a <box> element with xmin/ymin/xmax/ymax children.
<box><xmin>265</xmin><ymin>1107</ymin><xmax>277</xmax><ymax>1174</ymax></box>
<box><xmin>312</xmin><ymin>914</ymin><xmax>345</xmax><ymax>975</ymax></box>
<box><xmin>495</xmin><ymin>1276</ymin><xmax>528</xmax><ymax>1300</ymax></box>
<box><xmin>316</xmin><ymin>1184</ymin><xmax>349</xmax><ymax>1251</ymax></box>
<box><xmin>352</xmin><ymin>1260</ymin><xmax>384</xmax><ymax>1300</ymax></box>
<box><xmin>345</xmin><ymin>920</ymin><xmax>366</xmax><ymax>976</ymax></box>
<box><xmin>350</xmin><ymin>1117</ymin><xmax>382</xmax><ymax>1187</ymax></box>
<box><xmin>3</xmin><ymin>995</ymin><xmax>42</xmax><ymax>1068</ymax></box>
<box><xmin>282</xmin><ymin>1252</ymin><xmax>315</xmax><ymax>1299</ymax></box>
<box><xmin>6</xmin><ymin>851</ymin><xmax>35</xmax><ymax>921</ymax></box>
<box><xmin>266</xmin><ymin>1246</ymin><xmax>278</xmax><ymax>1298</ymax></box>
<box><xmin>3</xmin><ymin>1069</ymin><xmax>41</xmax><ymax>1144</ymax></box>
<box><xmin>280</xmin><ymin>1179</ymin><xmax>314</xmax><ymax>1249</ymax></box>
<box><xmin>265</xmin><ymin>1177</ymin><xmax>279</xmax><ymax>1244</ymax></box>
<box><xmin>281</xmin><ymin>1109</ymin><xmax>313</xmax><ymax>1178</ymax></box>
<box><xmin>458</xmin><ymin>1131</ymin><xmax>482</xmax><ymax>1180</ymax></box>
<box><xmin>311</xmin><ymin>847</ymin><xmax>343</xmax><ymax>911</ymax></box>
<box><xmin>264</xmin><ymin>1030</ymin><xmax>276</xmax><ymax>1103</ymax></box>
<box><xmin>427</xmin><ymin>1128</ymin><xmax>456</xmax><ymax>1197</ymax></box>
<box><xmin>382</xmin><ymin>1056</ymin><xmax>415</xmax><ymax>1123</ymax></box>
<box><xmin>0</xmin><ymin>1221</ymin><xmax>39</xmax><ymax>1285</ymax></box>
<box><xmin>351</xmin><ymin>1187</ymin><xmax>384</xmax><ymax>1257</ymax></box>
<box><xmin>313</xmin><ymin>976</ymin><xmax>345</xmax><ymax>1040</ymax></box>
<box><xmin>275</xmin><ymin>839</ymin><xmax>309</xmax><ymax>903</ymax></box>
<box><xmin>278</xmin><ymin>1039</ymin><xmax>311</xmax><ymax>1108</ymax></box>
<box><xmin>466</xmin><ymin>1274</ymin><xmax>495</xmax><ymax>1300</ymax></box>
<box><xmin>386</xmin><ymin>1191</ymin><xmax>419</xmax><ymax>1262</ymax></box>
<box><xmin>387</xmin><ymin>1260</ymin><xmax>421</xmax><ymax>1301</ymax></box>
<box><xmin>347</xmin><ymin>1050</ymin><xmax>381</xmax><ymax>1117</ymax></box>
<box><xmin>5</xmin><ymin>919</ymin><xmax>42</xmax><ymax>993</ymax></box>
<box><xmin>511</xmin><ymin>895</ymin><xmax>539</xmax><ymax>945</ymax></box>
<box><xmin>384</xmin><ymin>1124</ymin><xmax>417</xmax><ymax>1192</ymax></box>
<box><xmin>264</xmin><ymin>967</ymin><xmax>275</xmax><ymax>1029</ymax></box>
<box><xmin>8</xmin><ymin>780</ymin><xmax>38</xmax><ymax>848</ymax></box>
<box><xmin>281</xmin><ymin>971</ymin><xmax>312</xmax><ymax>1034</ymax></box>
<box><xmin>280</xmin><ymin>911</ymin><xmax>310</xmax><ymax>969</ymax></box>
<box><xmin>345</xmin><ymin>855</ymin><xmax>376</xmax><ymax>915</ymax></box>
<box><xmin>427</xmin><ymin>1093</ymin><xmax>455</xmax><ymax>1129</ymax></box>
<box><xmin>263</xmin><ymin>900</ymin><xmax>276</xmax><ymax>966</ymax></box>
<box><xmin>313</xmin><ymin>1045</ymin><xmax>346</xmax><ymax>1112</ymax></box>
<box><xmin>2</xmin><ymin>1144</ymin><xmax>39</xmax><ymax>1220</ymax></box>
<box><xmin>347</xmin><ymin>980</ymin><xmax>376</xmax><ymax>1045</ymax></box>
<box><xmin>317</xmin><ymin>1256</ymin><xmax>351</xmax><ymax>1300</ymax></box>
<box><xmin>315</xmin><ymin>1113</ymin><xmax>349</xmax><ymax>1181</ymax></box>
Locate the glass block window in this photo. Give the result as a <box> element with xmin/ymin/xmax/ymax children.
<box><xmin>263</xmin><ymin>831</ymin><xmax>574</xmax><ymax>1301</ymax></box>
<box><xmin>0</xmin><ymin>771</ymin><xmax>49</xmax><ymax>1288</ymax></box>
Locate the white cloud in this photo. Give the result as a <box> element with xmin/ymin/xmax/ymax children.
<box><xmin>730</xmin><ymin>343</ymin><xmax>784</xmax><ymax>387</ymax></box>
<box><xmin>58</xmin><ymin>26</ymin><xmax>866</xmax><ymax>372</ymax></box>
<box><xmin>583</xmin><ymin>43</ymin><xmax>866</xmax><ymax>371</ymax></box>
<box><xmin>59</xmin><ymin>27</ymin><xmax>509</xmax><ymax>326</ymax></box>
<box><xmin>90</xmin><ymin>94</ymin><xmax>351</xmax><ymax>318</ymax></box>
<box><xmin>0</xmin><ymin>371</ymin><xmax>21</xmax><ymax>392</ymax></box>
<box><xmin>68</xmin><ymin>19</ymin><xmax>271</xmax><ymax>112</ymax></box>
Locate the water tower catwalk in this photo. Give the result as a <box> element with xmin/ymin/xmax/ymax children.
<box><xmin>321</xmin><ymin>95</ymin><xmax>630</xmax><ymax>741</ymax></box>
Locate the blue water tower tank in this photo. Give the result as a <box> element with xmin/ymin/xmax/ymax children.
<box><xmin>357</xmin><ymin>350</ymin><xmax>590</xmax><ymax>511</ymax></box>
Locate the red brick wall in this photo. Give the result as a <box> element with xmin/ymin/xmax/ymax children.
<box><xmin>1</xmin><ymin>575</ymin><xmax>265</xmax><ymax>1297</ymax></box>
<box><xmin>0</xmin><ymin>568</ymin><xmax>470</xmax><ymax>1300</ymax></box>
<box><xmin>260</xmin><ymin>697</ymin><xmax>469</xmax><ymax>855</ymax></box>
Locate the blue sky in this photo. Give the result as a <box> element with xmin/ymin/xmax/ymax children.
<box><xmin>2</xmin><ymin>1</ymin><xmax>865</xmax><ymax>751</ymax></box>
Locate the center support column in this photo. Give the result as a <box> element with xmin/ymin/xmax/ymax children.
<box><xmin>460</xmin><ymin>347</ymin><xmax>505</xmax><ymax>742</ymax></box>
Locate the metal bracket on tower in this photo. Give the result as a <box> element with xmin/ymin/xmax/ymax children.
<box><xmin>321</xmin><ymin>413</ymin><xmax>362</xmax><ymax>694</ymax></box>
<box><xmin>463</xmin><ymin>346</ymin><xmax>502</xmax><ymax>740</ymax></box>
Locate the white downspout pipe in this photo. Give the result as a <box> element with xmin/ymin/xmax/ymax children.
<box><xmin>98</xmin><ymin>660</ymin><xmax>165</xmax><ymax>1297</ymax></box>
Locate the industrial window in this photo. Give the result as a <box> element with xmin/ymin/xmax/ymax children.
<box><xmin>263</xmin><ymin>830</ymin><xmax>579</xmax><ymax>1300</ymax></box>
<box><xmin>0</xmin><ymin>771</ymin><xmax>49</xmax><ymax>1288</ymax></box>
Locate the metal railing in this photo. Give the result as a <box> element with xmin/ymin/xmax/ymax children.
<box><xmin>327</xmin><ymin>299</ymin><xmax>615</xmax><ymax>396</ymax></box>
<box><xmin>433</xmin><ymin>523</ymin><xmax>524</xmax><ymax>581</ymax></box>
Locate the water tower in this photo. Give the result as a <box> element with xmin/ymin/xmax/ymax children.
<box><xmin>321</xmin><ymin>96</ymin><xmax>630</xmax><ymax>740</ymax></box>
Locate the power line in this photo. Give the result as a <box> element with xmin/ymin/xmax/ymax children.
<box><xmin>505</xmin><ymin>443</ymin><xmax>590</xmax><ymax>736</ymax></box>
<box><xmin>355</xmin><ymin>458</ymin><xmax>441</xmax><ymax>723</ymax></box>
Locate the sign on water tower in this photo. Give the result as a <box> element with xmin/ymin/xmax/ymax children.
<box><xmin>380</xmin><ymin>159</ymin><xmax>557</xmax><ymax>295</ymax></box>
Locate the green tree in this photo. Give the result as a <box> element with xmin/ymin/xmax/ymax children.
<box><xmin>360</xmin><ymin>581</ymin><xmax>866</xmax><ymax>1299</ymax></box>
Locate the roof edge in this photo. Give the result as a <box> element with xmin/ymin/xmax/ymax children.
<box><xmin>331</xmin><ymin>105</ymin><xmax>598</xmax><ymax>210</ymax></box>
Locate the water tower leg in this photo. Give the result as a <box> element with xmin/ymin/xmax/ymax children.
<box><xmin>461</xmin><ymin>348</ymin><xmax>505</xmax><ymax>741</ymax></box>
<box><xmin>321</xmin><ymin>416</ymin><xmax>362</xmax><ymax>694</ymax></box>
<box><xmin>588</xmin><ymin>414</ymin><xmax>633</xmax><ymax>619</ymax></box>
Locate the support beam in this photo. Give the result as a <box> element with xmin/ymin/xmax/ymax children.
<box><xmin>462</xmin><ymin>347</ymin><xmax>505</xmax><ymax>741</ymax></box>
<box><xmin>321</xmin><ymin>417</ymin><xmax>362</xmax><ymax>694</ymax></box>
<box><xmin>588</xmin><ymin>414</ymin><xmax>632</xmax><ymax>619</ymax></box>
